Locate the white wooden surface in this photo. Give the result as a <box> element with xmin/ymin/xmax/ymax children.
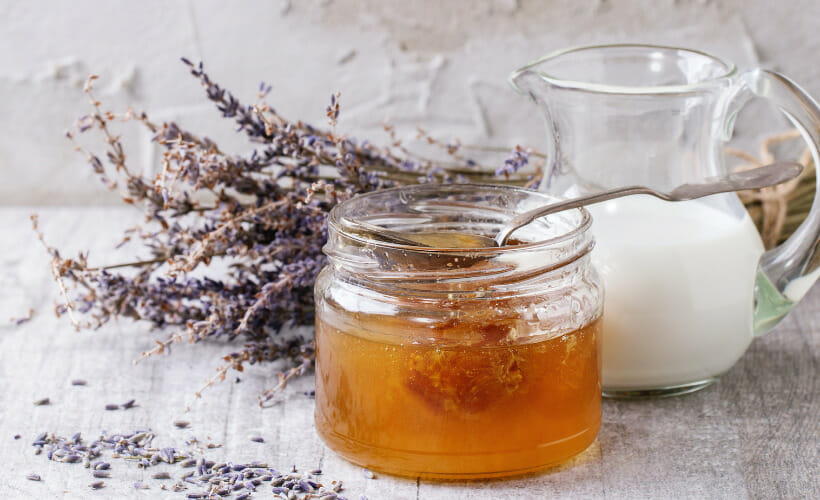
<box><xmin>0</xmin><ymin>207</ymin><xmax>817</xmax><ymax>499</ymax></box>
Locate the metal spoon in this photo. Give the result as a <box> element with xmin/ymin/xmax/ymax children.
<box><xmin>340</xmin><ymin>218</ymin><xmax>467</xmax><ymax>247</ymax></box>
<box><xmin>344</xmin><ymin>161</ymin><xmax>804</xmax><ymax>248</ymax></box>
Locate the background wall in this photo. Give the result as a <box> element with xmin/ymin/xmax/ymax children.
<box><xmin>1</xmin><ymin>0</ymin><xmax>818</xmax><ymax>205</ymax></box>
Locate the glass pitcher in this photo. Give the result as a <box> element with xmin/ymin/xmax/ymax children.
<box><xmin>510</xmin><ymin>44</ymin><xmax>820</xmax><ymax>397</ymax></box>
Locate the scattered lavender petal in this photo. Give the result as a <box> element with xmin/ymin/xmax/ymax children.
<box><xmin>11</xmin><ymin>308</ymin><xmax>34</xmax><ymax>325</ymax></box>
<box><xmin>30</xmin><ymin>428</ymin><xmax>355</xmax><ymax>497</ymax></box>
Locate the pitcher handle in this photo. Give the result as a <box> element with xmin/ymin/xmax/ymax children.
<box><xmin>728</xmin><ymin>69</ymin><xmax>820</xmax><ymax>335</ymax></box>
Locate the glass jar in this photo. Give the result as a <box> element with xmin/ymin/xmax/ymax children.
<box><xmin>314</xmin><ymin>184</ymin><xmax>603</xmax><ymax>479</ymax></box>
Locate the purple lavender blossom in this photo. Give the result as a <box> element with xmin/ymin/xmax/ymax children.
<box><xmin>496</xmin><ymin>145</ymin><xmax>530</xmax><ymax>178</ymax></box>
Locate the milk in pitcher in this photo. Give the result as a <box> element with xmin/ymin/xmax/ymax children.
<box><xmin>587</xmin><ymin>195</ymin><xmax>765</xmax><ymax>390</ymax></box>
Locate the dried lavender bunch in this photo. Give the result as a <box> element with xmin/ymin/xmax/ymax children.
<box><xmin>37</xmin><ymin>59</ymin><xmax>539</xmax><ymax>403</ymax></box>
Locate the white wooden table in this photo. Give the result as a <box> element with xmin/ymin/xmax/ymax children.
<box><xmin>1</xmin><ymin>207</ymin><xmax>817</xmax><ymax>499</ymax></box>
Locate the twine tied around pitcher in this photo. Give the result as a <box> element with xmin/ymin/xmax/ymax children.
<box><xmin>727</xmin><ymin>130</ymin><xmax>816</xmax><ymax>249</ymax></box>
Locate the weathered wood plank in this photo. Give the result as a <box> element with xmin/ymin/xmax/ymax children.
<box><xmin>0</xmin><ymin>207</ymin><xmax>817</xmax><ymax>498</ymax></box>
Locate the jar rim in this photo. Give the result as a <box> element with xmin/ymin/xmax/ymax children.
<box><xmin>327</xmin><ymin>183</ymin><xmax>593</xmax><ymax>255</ymax></box>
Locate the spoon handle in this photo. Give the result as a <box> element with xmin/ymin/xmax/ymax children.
<box><xmin>494</xmin><ymin>161</ymin><xmax>804</xmax><ymax>246</ymax></box>
<box><xmin>494</xmin><ymin>186</ymin><xmax>658</xmax><ymax>246</ymax></box>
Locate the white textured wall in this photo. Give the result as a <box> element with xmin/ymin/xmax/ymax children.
<box><xmin>2</xmin><ymin>0</ymin><xmax>819</xmax><ymax>205</ymax></box>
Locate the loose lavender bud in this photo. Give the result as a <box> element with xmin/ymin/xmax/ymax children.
<box><xmin>71</xmin><ymin>379</ymin><xmax>87</xmax><ymax>386</ymax></box>
<box><xmin>250</xmin><ymin>436</ymin><xmax>264</xmax><ymax>443</ymax></box>
<box><xmin>122</xmin><ymin>399</ymin><xmax>137</xmax><ymax>409</ymax></box>
<box><xmin>14</xmin><ymin>434</ymin><xmax>21</xmax><ymax>440</ymax></box>
<box><xmin>104</xmin><ymin>404</ymin><xmax>119</xmax><ymax>411</ymax></box>
<box><xmin>33</xmin><ymin>398</ymin><xmax>50</xmax><ymax>406</ymax></box>
<box><xmin>89</xmin><ymin>480</ymin><xmax>105</xmax><ymax>489</ymax></box>
<box><xmin>152</xmin><ymin>471</ymin><xmax>171</xmax><ymax>480</ymax></box>
<box><xmin>174</xmin><ymin>421</ymin><xmax>190</xmax><ymax>429</ymax></box>
<box><xmin>92</xmin><ymin>470</ymin><xmax>110</xmax><ymax>478</ymax></box>
<box><xmin>362</xmin><ymin>468</ymin><xmax>375</xmax><ymax>479</ymax></box>
<box><xmin>26</xmin><ymin>473</ymin><xmax>41</xmax><ymax>481</ymax></box>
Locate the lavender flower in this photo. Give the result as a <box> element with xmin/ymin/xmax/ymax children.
<box><xmin>496</xmin><ymin>145</ymin><xmax>530</xmax><ymax>178</ymax></box>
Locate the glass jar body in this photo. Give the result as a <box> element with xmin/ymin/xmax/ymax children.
<box><xmin>313</xmin><ymin>185</ymin><xmax>603</xmax><ymax>479</ymax></box>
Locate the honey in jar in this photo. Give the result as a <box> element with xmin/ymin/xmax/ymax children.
<box><xmin>314</xmin><ymin>184</ymin><xmax>603</xmax><ymax>479</ymax></box>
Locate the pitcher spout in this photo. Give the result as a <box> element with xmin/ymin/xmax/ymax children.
<box><xmin>508</xmin><ymin>65</ymin><xmax>550</xmax><ymax>101</ymax></box>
